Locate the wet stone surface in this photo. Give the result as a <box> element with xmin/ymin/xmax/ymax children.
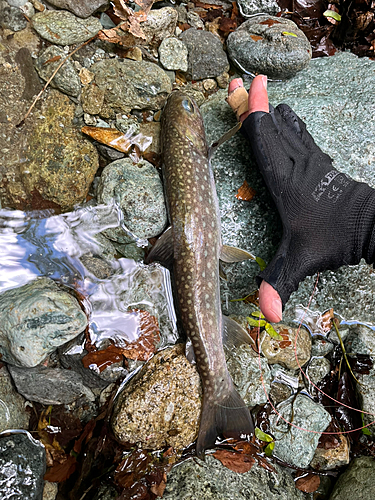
<box><xmin>0</xmin><ymin>366</ymin><xmax>29</xmax><ymax>433</ymax></box>
<box><xmin>329</xmin><ymin>456</ymin><xmax>375</xmax><ymax>500</ymax></box>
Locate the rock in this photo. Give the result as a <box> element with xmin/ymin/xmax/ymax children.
<box><xmin>97</xmin><ymin>158</ymin><xmax>167</xmax><ymax>242</ymax></box>
<box><xmin>329</xmin><ymin>456</ymin><xmax>375</xmax><ymax>500</ymax></box>
<box><xmin>0</xmin><ymin>365</ymin><xmax>29</xmax><ymax>432</ymax></box>
<box><xmin>0</xmin><ymin>431</ymin><xmax>46</xmax><ymax>500</ymax></box>
<box><xmin>0</xmin><ymin>1</ymin><xmax>27</xmax><ymax>31</ymax></box>
<box><xmin>32</xmin><ymin>10</ymin><xmax>102</xmax><ymax>45</ymax></box>
<box><xmin>44</xmin><ymin>0</ymin><xmax>110</xmax><ymax>18</ymax></box>
<box><xmin>260</xmin><ymin>323</ymin><xmax>311</xmax><ymax>370</ymax></box>
<box><xmin>346</xmin><ymin>324</ymin><xmax>375</xmax><ymax>355</ymax></box>
<box><xmin>311</xmin><ymin>336</ymin><xmax>334</xmax><ymax>357</ymax></box>
<box><xmin>8</xmin><ymin>365</ymin><xmax>96</xmax><ymax>405</ymax></box>
<box><xmin>43</xmin><ymin>481</ymin><xmax>59</xmax><ymax>500</ymax></box>
<box><xmin>7</xmin><ymin>0</ymin><xmax>29</xmax><ymax>6</ymax></box>
<box><xmin>226</xmin><ymin>343</ymin><xmax>271</xmax><ymax>406</ymax></box>
<box><xmin>311</xmin><ymin>432</ymin><xmax>350</xmax><ymax>470</ymax></box>
<box><xmin>227</xmin><ymin>15</ymin><xmax>312</xmax><ymax>79</ymax></box>
<box><xmin>163</xmin><ymin>455</ymin><xmax>305</xmax><ymax>500</ymax></box>
<box><xmin>237</xmin><ymin>0</ymin><xmax>280</xmax><ymax>17</ymax></box>
<box><xmin>34</xmin><ymin>45</ymin><xmax>81</xmax><ymax>97</ymax></box>
<box><xmin>111</xmin><ymin>344</ymin><xmax>202</xmax><ymax>450</ymax></box>
<box><xmin>356</xmin><ymin>370</ymin><xmax>375</xmax><ymax>435</ymax></box>
<box><xmin>179</xmin><ymin>28</ymin><xmax>229</xmax><ymax>80</ymax></box>
<box><xmin>0</xmin><ymin>277</ymin><xmax>88</xmax><ymax>367</ymax></box>
<box><xmin>305</xmin><ymin>356</ymin><xmax>331</xmax><ymax>396</ymax></box>
<box><xmin>159</xmin><ymin>36</ymin><xmax>188</xmax><ymax>72</ymax></box>
<box><xmin>14</xmin><ymin>47</ymin><xmax>43</xmax><ymax>99</ymax></box>
<box><xmin>81</xmin><ymin>83</ymin><xmax>105</xmax><ymax>115</ymax></box>
<box><xmin>89</xmin><ymin>59</ymin><xmax>172</xmax><ymax>115</ymax></box>
<box><xmin>270</xmin><ymin>394</ymin><xmax>331</xmax><ymax>468</ymax></box>
<box><xmin>187</xmin><ymin>11</ymin><xmax>205</xmax><ymax>29</ymax></box>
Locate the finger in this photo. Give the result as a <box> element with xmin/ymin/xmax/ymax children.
<box><xmin>259</xmin><ymin>280</ymin><xmax>283</xmax><ymax>323</ymax></box>
<box><xmin>248</xmin><ymin>75</ymin><xmax>269</xmax><ymax>115</ymax></box>
<box><xmin>228</xmin><ymin>77</ymin><xmax>244</xmax><ymax>94</ymax></box>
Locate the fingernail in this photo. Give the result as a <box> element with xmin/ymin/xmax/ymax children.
<box><xmin>261</xmin><ymin>75</ymin><xmax>267</xmax><ymax>90</ymax></box>
<box><xmin>271</xmin><ymin>299</ymin><xmax>282</xmax><ymax>322</ymax></box>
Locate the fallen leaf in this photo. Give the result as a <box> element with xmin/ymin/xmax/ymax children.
<box><xmin>82</xmin><ymin>343</ymin><xmax>125</xmax><ymax>372</ymax></box>
<box><xmin>235</xmin><ymin>180</ymin><xmax>256</xmax><ymax>201</ymax></box>
<box><xmin>295</xmin><ymin>473</ymin><xmax>320</xmax><ymax>493</ymax></box>
<box><xmin>81</xmin><ymin>126</ymin><xmax>132</xmax><ymax>153</ymax></box>
<box><xmin>259</xmin><ymin>19</ymin><xmax>281</xmax><ymax>26</ymax></box>
<box><xmin>213</xmin><ymin>449</ymin><xmax>256</xmax><ymax>473</ymax></box>
<box><xmin>44</xmin><ymin>455</ymin><xmax>77</xmax><ymax>482</ymax></box>
<box><xmin>250</xmin><ymin>35</ymin><xmax>263</xmax><ymax>41</ymax></box>
<box><xmin>121</xmin><ymin>309</ymin><xmax>160</xmax><ymax>361</ymax></box>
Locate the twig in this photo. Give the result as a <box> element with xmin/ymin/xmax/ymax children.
<box><xmin>16</xmin><ymin>34</ymin><xmax>98</xmax><ymax>128</ymax></box>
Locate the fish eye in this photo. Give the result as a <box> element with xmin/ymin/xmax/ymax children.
<box><xmin>182</xmin><ymin>99</ymin><xmax>194</xmax><ymax>113</ymax></box>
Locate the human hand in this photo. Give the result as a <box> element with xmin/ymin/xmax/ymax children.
<box><xmin>227</xmin><ymin>76</ymin><xmax>375</xmax><ymax>323</ymax></box>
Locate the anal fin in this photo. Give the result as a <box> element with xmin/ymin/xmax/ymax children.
<box><xmin>145</xmin><ymin>226</ymin><xmax>174</xmax><ymax>268</ymax></box>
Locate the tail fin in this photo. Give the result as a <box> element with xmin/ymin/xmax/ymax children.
<box><xmin>196</xmin><ymin>383</ymin><xmax>254</xmax><ymax>459</ymax></box>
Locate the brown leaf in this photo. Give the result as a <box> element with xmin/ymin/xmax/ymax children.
<box><xmin>81</xmin><ymin>126</ymin><xmax>132</xmax><ymax>153</ymax></box>
<box><xmin>112</xmin><ymin>0</ymin><xmax>133</xmax><ymax>21</ymax></box>
<box><xmin>295</xmin><ymin>473</ymin><xmax>320</xmax><ymax>493</ymax></box>
<box><xmin>213</xmin><ymin>449</ymin><xmax>256</xmax><ymax>473</ymax></box>
<box><xmin>44</xmin><ymin>455</ymin><xmax>77</xmax><ymax>482</ymax></box>
<box><xmin>82</xmin><ymin>344</ymin><xmax>125</xmax><ymax>372</ymax></box>
<box><xmin>235</xmin><ymin>180</ymin><xmax>256</xmax><ymax>201</ymax></box>
<box><xmin>250</xmin><ymin>35</ymin><xmax>263</xmax><ymax>41</ymax></box>
<box><xmin>121</xmin><ymin>309</ymin><xmax>160</xmax><ymax>361</ymax></box>
<box><xmin>219</xmin><ymin>17</ymin><xmax>237</xmax><ymax>34</ymax></box>
<box><xmin>259</xmin><ymin>19</ymin><xmax>281</xmax><ymax>26</ymax></box>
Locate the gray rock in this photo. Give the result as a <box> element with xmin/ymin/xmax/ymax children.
<box><xmin>200</xmin><ymin>52</ymin><xmax>375</xmax><ymax>325</ymax></box>
<box><xmin>8</xmin><ymin>365</ymin><xmax>95</xmax><ymax>405</ymax></box>
<box><xmin>346</xmin><ymin>324</ymin><xmax>375</xmax><ymax>355</ymax></box>
<box><xmin>260</xmin><ymin>323</ymin><xmax>311</xmax><ymax>370</ymax></box>
<box><xmin>305</xmin><ymin>356</ymin><xmax>331</xmax><ymax>396</ymax></box>
<box><xmin>179</xmin><ymin>28</ymin><xmax>229</xmax><ymax>80</ymax></box>
<box><xmin>44</xmin><ymin>0</ymin><xmax>110</xmax><ymax>18</ymax></box>
<box><xmin>97</xmin><ymin>158</ymin><xmax>167</xmax><ymax>242</ymax></box>
<box><xmin>32</xmin><ymin>10</ymin><xmax>102</xmax><ymax>45</ymax></box>
<box><xmin>0</xmin><ymin>1</ymin><xmax>27</xmax><ymax>31</ymax></box>
<box><xmin>356</xmin><ymin>370</ymin><xmax>375</xmax><ymax>435</ymax></box>
<box><xmin>311</xmin><ymin>432</ymin><xmax>350</xmax><ymax>470</ymax></box>
<box><xmin>186</xmin><ymin>11</ymin><xmax>204</xmax><ymax>30</ymax></box>
<box><xmin>237</xmin><ymin>0</ymin><xmax>280</xmax><ymax>17</ymax></box>
<box><xmin>311</xmin><ymin>336</ymin><xmax>334</xmax><ymax>357</ymax></box>
<box><xmin>140</xmin><ymin>7</ymin><xmax>178</xmax><ymax>48</ymax></box>
<box><xmin>329</xmin><ymin>456</ymin><xmax>375</xmax><ymax>500</ymax></box>
<box><xmin>111</xmin><ymin>344</ymin><xmax>202</xmax><ymax>450</ymax></box>
<box><xmin>227</xmin><ymin>15</ymin><xmax>312</xmax><ymax>79</ymax></box>
<box><xmin>159</xmin><ymin>37</ymin><xmax>189</xmax><ymax>72</ymax></box>
<box><xmin>270</xmin><ymin>394</ymin><xmax>331</xmax><ymax>468</ymax></box>
<box><xmin>0</xmin><ymin>277</ymin><xmax>88</xmax><ymax>367</ymax></box>
<box><xmin>163</xmin><ymin>455</ymin><xmax>305</xmax><ymax>500</ymax></box>
<box><xmin>14</xmin><ymin>47</ymin><xmax>43</xmax><ymax>100</ymax></box>
<box><xmin>35</xmin><ymin>45</ymin><xmax>81</xmax><ymax>97</ymax></box>
<box><xmin>43</xmin><ymin>482</ymin><xmax>59</xmax><ymax>500</ymax></box>
<box><xmin>89</xmin><ymin>59</ymin><xmax>172</xmax><ymax>115</ymax></box>
<box><xmin>226</xmin><ymin>343</ymin><xmax>271</xmax><ymax>406</ymax></box>
<box><xmin>0</xmin><ymin>431</ymin><xmax>46</xmax><ymax>500</ymax></box>
<box><xmin>6</xmin><ymin>0</ymin><xmax>28</xmax><ymax>6</ymax></box>
<box><xmin>0</xmin><ymin>366</ymin><xmax>29</xmax><ymax>433</ymax></box>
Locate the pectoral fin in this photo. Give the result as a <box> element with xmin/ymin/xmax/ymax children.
<box><xmin>145</xmin><ymin>226</ymin><xmax>174</xmax><ymax>268</ymax></box>
<box><xmin>220</xmin><ymin>244</ymin><xmax>256</xmax><ymax>263</ymax></box>
<box><xmin>222</xmin><ymin>315</ymin><xmax>254</xmax><ymax>348</ymax></box>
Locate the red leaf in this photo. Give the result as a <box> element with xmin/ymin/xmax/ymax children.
<box><xmin>295</xmin><ymin>473</ymin><xmax>320</xmax><ymax>493</ymax></box>
<box><xmin>44</xmin><ymin>455</ymin><xmax>77</xmax><ymax>482</ymax></box>
<box><xmin>213</xmin><ymin>449</ymin><xmax>256</xmax><ymax>473</ymax></box>
<box><xmin>235</xmin><ymin>180</ymin><xmax>256</xmax><ymax>201</ymax></box>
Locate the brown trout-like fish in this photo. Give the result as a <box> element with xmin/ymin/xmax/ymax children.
<box><xmin>148</xmin><ymin>91</ymin><xmax>254</xmax><ymax>456</ymax></box>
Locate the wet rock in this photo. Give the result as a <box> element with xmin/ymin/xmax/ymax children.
<box><xmin>311</xmin><ymin>433</ymin><xmax>350</xmax><ymax>470</ymax></box>
<box><xmin>329</xmin><ymin>456</ymin><xmax>375</xmax><ymax>500</ymax></box>
<box><xmin>45</xmin><ymin>0</ymin><xmax>110</xmax><ymax>18</ymax></box>
<box><xmin>227</xmin><ymin>15</ymin><xmax>312</xmax><ymax>79</ymax></box>
<box><xmin>237</xmin><ymin>0</ymin><xmax>280</xmax><ymax>17</ymax></box>
<box><xmin>269</xmin><ymin>380</ymin><xmax>292</xmax><ymax>404</ymax></box>
<box><xmin>305</xmin><ymin>356</ymin><xmax>331</xmax><ymax>396</ymax></box>
<box><xmin>179</xmin><ymin>28</ymin><xmax>229</xmax><ymax>80</ymax></box>
<box><xmin>260</xmin><ymin>323</ymin><xmax>311</xmax><ymax>370</ymax></box>
<box><xmin>0</xmin><ymin>1</ymin><xmax>27</xmax><ymax>31</ymax></box>
<box><xmin>163</xmin><ymin>455</ymin><xmax>305</xmax><ymax>500</ymax></box>
<box><xmin>97</xmin><ymin>158</ymin><xmax>167</xmax><ymax>242</ymax></box>
<box><xmin>32</xmin><ymin>10</ymin><xmax>102</xmax><ymax>45</ymax></box>
<box><xmin>346</xmin><ymin>324</ymin><xmax>375</xmax><ymax>355</ymax></box>
<box><xmin>356</xmin><ymin>370</ymin><xmax>375</xmax><ymax>435</ymax></box>
<box><xmin>311</xmin><ymin>336</ymin><xmax>334</xmax><ymax>357</ymax></box>
<box><xmin>89</xmin><ymin>59</ymin><xmax>172</xmax><ymax>115</ymax></box>
<box><xmin>18</xmin><ymin>90</ymin><xmax>98</xmax><ymax>211</ymax></box>
<box><xmin>0</xmin><ymin>365</ymin><xmax>29</xmax><ymax>432</ymax></box>
<box><xmin>0</xmin><ymin>277</ymin><xmax>88</xmax><ymax>367</ymax></box>
<box><xmin>270</xmin><ymin>394</ymin><xmax>331</xmax><ymax>468</ymax></box>
<box><xmin>139</xmin><ymin>120</ymin><xmax>161</xmax><ymax>155</ymax></box>
<box><xmin>187</xmin><ymin>11</ymin><xmax>205</xmax><ymax>29</ymax></box>
<box><xmin>43</xmin><ymin>481</ymin><xmax>59</xmax><ymax>500</ymax></box>
<box><xmin>226</xmin><ymin>343</ymin><xmax>271</xmax><ymax>406</ymax></box>
<box><xmin>159</xmin><ymin>36</ymin><xmax>188</xmax><ymax>72</ymax></box>
<box><xmin>0</xmin><ymin>431</ymin><xmax>46</xmax><ymax>500</ymax></box>
<box><xmin>34</xmin><ymin>45</ymin><xmax>81</xmax><ymax>97</ymax></box>
<box><xmin>8</xmin><ymin>365</ymin><xmax>95</xmax><ymax>405</ymax></box>
<box><xmin>111</xmin><ymin>344</ymin><xmax>201</xmax><ymax>450</ymax></box>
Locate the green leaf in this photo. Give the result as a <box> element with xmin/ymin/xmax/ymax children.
<box><xmin>323</xmin><ymin>10</ymin><xmax>341</xmax><ymax>21</ymax></box>
<box><xmin>247</xmin><ymin>317</ymin><xmax>266</xmax><ymax>327</ymax></box>
<box><xmin>256</xmin><ymin>256</ymin><xmax>267</xmax><ymax>271</ymax></box>
<box><xmin>282</xmin><ymin>31</ymin><xmax>297</xmax><ymax>37</ymax></box>
<box><xmin>255</xmin><ymin>427</ymin><xmax>273</xmax><ymax>442</ymax></box>
<box><xmin>251</xmin><ymin>311</ymin><xmax>265</xmax><ymax>319</ymax></box>
<box><xmin>265</xmin><ymin>322</ymin><xmax>283</xmax><ymax>340</ymax></box>
<box><xmin>265</xmin><ymin>442</ymin><xmax>275</xmax><ymax>457</ymax></box>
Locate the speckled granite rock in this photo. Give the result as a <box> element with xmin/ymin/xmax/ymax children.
<box><xmin>0</xmin><ymin>431</ymin><xmax>46</xmax><ymax>500</ymax></box>
<box><xmin>45</xmin><ymin>0</ymin><xmax>110</xmax><ymax>18</ymax></box>
<box><xmin>0</xmin><ymin>277</ymin><xmax>88</xmax><ymax>367</ymax></box>
<box><xmin>97</xmin><ymin>158</ymin><xmax>167</xmax><ymax>243</ymax></box>
<box><xmin>227</xmin><ymin>15</ymin><xmax>312</xmax><ymax>79</ymax></box>
<box><xmin>237</xmin><ymin>0</ymin><xmax>280</xmax><ymax>17</ymax></box>
<box><xmin>201</xmin><ymin>52</ymin><xmax>375</xmax><ymax>325</ymax></box>
<box><xmin>0</xmin><ymin>1</ymin><xmax>27</xmax><ymax>31</ymax></box>
<box><xmin>329</xmin><ymin>456</ymin><xmax>375</xmax><ymax>500</ymax></box>
<box><xmin>111</xmin><ymin>344</ymin><xmax>202</xmax><ymax>450</ymax></box>
<box><xmin>159</xmin><ymin>36</ymin><xmax>188</xmax><ymax>72</ymax></box>
<box><xmin>0</xmin><ymin>366</ymin><xmax>29</xmax><ymax>432</ymax></box>
<box><xmin>32</xmin><ymin>10</ymin><xmax>102</xmax><ymax>45</ymax></box>
<box><xmin>163</xmin><ymin>455</ymin><xmax>305</xmax><ymax>500</ymax></box>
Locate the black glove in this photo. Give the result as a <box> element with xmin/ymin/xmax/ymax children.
<box><xmin>241</xmin><ymin>104</ymin><xmax>375</xmax><ymax>306</ymax></box>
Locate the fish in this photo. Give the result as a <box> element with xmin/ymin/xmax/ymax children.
<box><xmin>147</xmin><ymin>91</ymin><xmax>254</xmax><ymax>457</ymax></box>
